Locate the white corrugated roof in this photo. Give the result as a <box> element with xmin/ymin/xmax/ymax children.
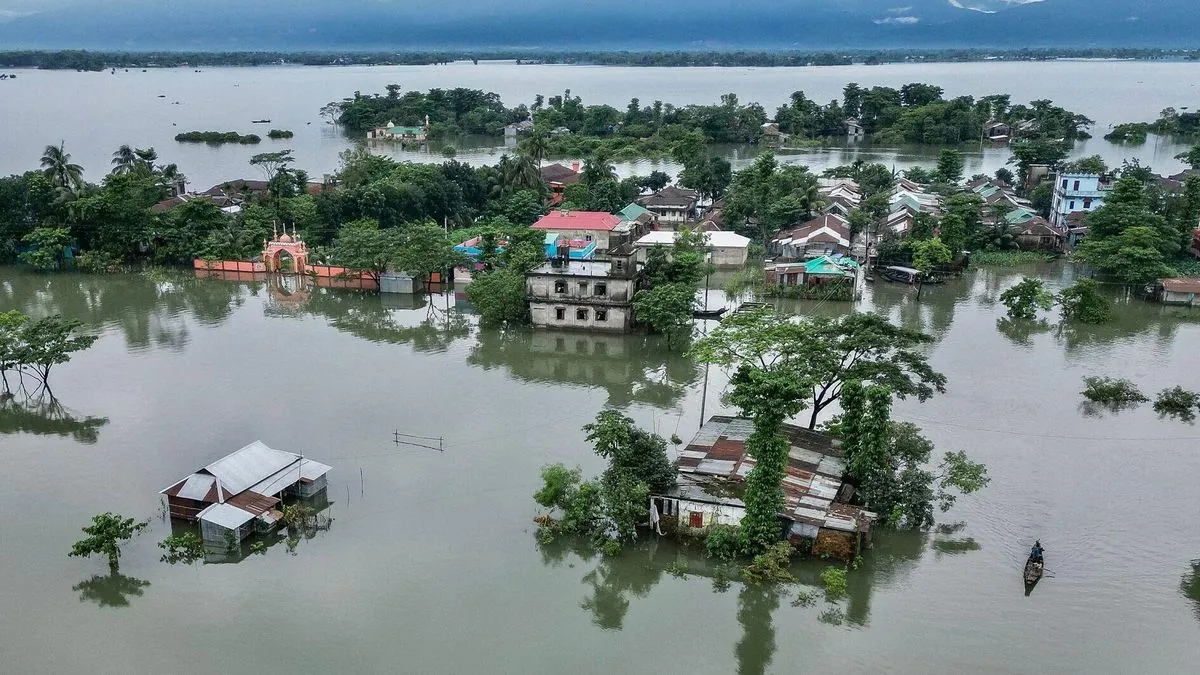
<box><xmin>198</xmin><ymin>502</ymin><xmax>256</xmax><ymax>530</ymax></box>
<box><xmin>299</xmin><ymin>459</ymin><xmax>332</xmax><ymax>481</ymax></box>
<box><xmin>205</xmin><ymin>441</ymin><xmax>301</xmax><ymax>495</ymax></box>
<box><xmin>175</xmin><ymin>474</ymin><xmax>215</xmax><ymax>501</ymax></box>
<box><xmin>635</xmin><ymin>231</ymin><xmax>750</xmax><ymax>249</ymax></box>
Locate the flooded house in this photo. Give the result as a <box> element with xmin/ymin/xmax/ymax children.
<box><xmin>526</xmin><ymin>238</ymin><xmax>640</xmax><ymax>333</ymax></box>
<box><xmin>650</xmin><ymin>416</ymin><xmax>874</xmax><ymax>559</ymax></box>
<box><xmin>160</xmin><ymin>441</ymin><xmax>331</xmax><ymax>546</ymax></box>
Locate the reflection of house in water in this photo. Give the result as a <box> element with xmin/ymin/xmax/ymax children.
<box><xmin>651</xmin><ymin>416</ymin><xmax>874</xmax><ymax>559</ymax></box>
<box><xmin>160</xmin><ymin>441</ymin><xmax>331</xmax><ymax>546</ymax></box>
<box><xmin>468</xmin><ymin>330</ymin><xmax>700</xmax><ymax>408</ymax></box>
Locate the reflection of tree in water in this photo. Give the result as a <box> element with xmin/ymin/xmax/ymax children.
<box><xmin>1182</xmin><ymin>560</ymin><xmax>1200</xmax><ymax>622</ymax></box>
<box><xmin>0</xmin><ymin>268</ymin><xmax>249</xmax><ymax>351</ymax></box>
<box><xmin>0</xmin><ymin>389</ymin><xmax>109</xmax><ymax>444</ymax></box>
<box><xmin>735</xmin><ymin>586</ymin><xmax>781</xmax><ymax>675</ymax></box>
<box><xmin>1053</xmin><ymin>302</ymin><xmax>1199</xmax><ymax>355</ymax></box>
<box><xmin>298</xmin><ymin>287</ymin><xmax>471</xmax><ymax>354</ymax></box>
<box><xmin>996</xmin><ymin>317</ymin><xmax>1053</xmax><ymax>347</ymax></box>
<box><xmin>468</xmin><ymin>330</ymin><xmax>701</xmax><ymax>408</ymax></box>
<box><xmin>72</xmin><ymin>571</ymin><xmax>150</xmax><ymax>608</ymax></box>
<box><xmin>579</xmin><ymin>553</ymin><xmax>665</xmax><ymax>630</ymax></box>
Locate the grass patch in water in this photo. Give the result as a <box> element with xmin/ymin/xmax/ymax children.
<box><xmin>971</xmin><ymin>250</ymin><xmax>1055</xmax><ymax>267</ymax></box>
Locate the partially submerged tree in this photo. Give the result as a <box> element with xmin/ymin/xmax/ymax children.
<box><xmin>1057</xmin><ymin>279</ymin><xmax>1112</xmax><ymax>324</ymax></box>
<box><xmin>68</xmin><ymin>512</ymin><xmax>149</xmax><ymax>571</ymax></box>
<box><xmin>1080</xmin><ymin>376</ymin><xmax>1148</xmax><ymax>407</ymax></box>
<box><xmin>633</xmin><ymin>283</ymin><xmax>696</xmax><ymax>348</ymax></box>
<box><xmin>1000</xmin><ymin>277</ymin><xmax>1054</xmax><ymax>320</ymax></box>
<box><xmin>158</xmin><ymin>532</ymin><xmax>206</xmax><ymax>565</ymax></box>
<box><xmin>837</xmin><ymin>381</ymin><xmax>989</xmax><ymax>528</ymax></box>
<box><xmin>1154</xmin><ymin>386</ymin><xmax>1200</xmax><ymax>422</ymax></box>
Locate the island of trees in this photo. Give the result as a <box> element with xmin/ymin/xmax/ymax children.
<box><xmin>1105</xmin><ymin>107</ymin><xmax>1200</xmax><ymax>144</ymax></box>
<box><xmin>331</xmin><ymin>82</ymin><xmax>1091</xmax><ymax>158</ymax></box>
<box><xmin>174</xmin><ymin>131</ymin><xmax>262</xmax><ymax>145</ymax></box>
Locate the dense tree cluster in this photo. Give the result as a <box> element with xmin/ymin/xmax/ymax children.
<box><xmin>330</xmin><ymin>86</ymin><xmax>528</xmax><ymax>137</ymax></box>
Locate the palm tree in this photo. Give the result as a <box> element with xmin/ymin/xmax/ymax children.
<box><xmin>41</xmin><ymin>142</ymin><xmax>84</xmax><ymax>193</ymax></box>
<box><xmin>580</xmin><ymin>152</ymin><xmax>617</xmax><ymax>186</ymax></box>
<box><xmin>520</xmin><ymin>131</ymin><xmax>550</xmax><ymax>168</ymax></box>
<box><xmin>133</xmin><ymin>147</ymin><xmax>159</xmax><ymax>177</ymax></box>
<box><xmin>503</xmin><ymin>154</ymin><xmax>543</xmax><ymax>195</ymax></box>
<box><xmin>110</xmin><ymin>145</ymin><xmax>137</xmax><ymax>175</ymax></box>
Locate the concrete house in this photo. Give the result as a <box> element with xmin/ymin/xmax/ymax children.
<box><xmin>1011</xmin><ymin>216</ymin><xmax>1063</xmax><ymax>251</ymax></box>
<box><xmin>531</xmin><ymin>210</ymin><xmax>624</xmax><ymax>252</ymax></box>
<box><xmin>160</xmin><ymin>441</ymin><xmax>331</xmax><ymax>546</ymax></box>
<box><xmin>526</xmin><ymin>240</ymin><xmax>639</xmax><ymax>333</ymax></box>
<box><xmin>1158</xmin><ymin>278</ymin><xmax>1200</xmax><ymax>307</ymax></box>
<box><xmin>633</xmin><ymin>230</ymin><xmax>751</xmax><ymax>267</ymax></box>
<box><xmin>640</xmin><ymin>186</ymin><xmax>700</xmax><ymax>225</ymax></box>
<box><xmin>771</xmin><ymin>214</ymin><xmax>852</xmax><ymax>259</ymax></box>
<box><xmin>1050</xmin><ymin>173</ymin><xmax>1108</xmax><ymax>229</ymax></box>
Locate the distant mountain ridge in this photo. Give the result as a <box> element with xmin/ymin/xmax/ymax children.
<box><xmin>0</xmin><ymin>0</ymin><xmax>1196</xmax><ymax>51</ymax></box>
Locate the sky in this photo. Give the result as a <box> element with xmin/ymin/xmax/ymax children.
<box><xmin>0</xmin><ymin>1</ymin><xmax>1196</xmax><ymax>51</ymax></box>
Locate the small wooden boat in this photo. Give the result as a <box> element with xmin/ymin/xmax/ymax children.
<box><xmin>251</xmin><ymin>119</ymin><xmax>271</xmax><ymax>124</ymax></box>
<box><xmin>1023</xmin><ymin>555</ymin><xmax>1044</xmax><ymax>595</ymax></box>
<box><xmin>1023</xmin><ymin>557</ymin><xmax>1043</xmax><ymax>583</ymax></box>
<box><xmin>693</xmin><ymin>307</ymin><xmax>727</xmax><ymax>320</ymax></box>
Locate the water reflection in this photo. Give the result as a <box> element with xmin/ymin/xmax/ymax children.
<box><xmin>0</xmin><ymin>390</ymin><xmax>109</xmax><ymax>444</ymax></box>
<box><xmin>71</xmin><ymin>572</ymin><xmax>150</xmax><ymax>609</ymax></box>
<box><xmin>996</xmin><ymin>317</ymin><xmax>1054</xmax><ymax>347</ymax></box>
<box><xmin>469</xmin><ymin>330</ymin><xmax>701</xmax><ymax>408</ymax></box>
<box><xmin>0</xmin><ymin>267</ymin><xmax>249</xmax><ymax>351</ymax></box>
<box><xmin>735</xmin><ymin>586</ymin><xmax>781</xmax><ymax>675</ymax></box>
<box><xmin>299</xmin><ymin>286</ymin><xmax>471</xmax><ymax>353</ymax></box>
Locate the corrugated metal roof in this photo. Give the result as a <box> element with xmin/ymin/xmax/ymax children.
<box><xmin>175</xmin><ymin>474</ymin><xmax>215</xmax><ymax>501</ymax></box>
<box><xmin>299</xmin><ymin>459</ymin><xmax>331</xmax><ymax>481</ymax></box>
<box><xmin>664</xmin><ymin>415</ymin><xmax>871</xmax><ymax>533</ymax></box>
<box><xmin>205</xmin><ymin>441</ymin><xmax>301</xmax><ymax>495</ymax></box>
<box><xmin>198</xmin><ymin>502</ymin><xmax>256</xmax><ymax>530</ymax></box>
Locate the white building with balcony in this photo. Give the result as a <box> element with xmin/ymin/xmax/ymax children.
<box><xmin>1050</xmin><ymin>173</ymin><xmax>1108</xmax><ymax>229</ymax></box>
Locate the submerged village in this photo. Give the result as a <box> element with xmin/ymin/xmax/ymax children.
<box><xmin>5</xmin><ymin>78</ymin><xmax>1200</xmax><ymax>635</ymax></box>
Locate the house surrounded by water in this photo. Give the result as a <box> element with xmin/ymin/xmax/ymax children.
<box><xmin>160</xmin><ymin>441</ymin><xmax>331</xmax><ymax>546</ymax></box>
<box><xmin>651</xmin><ymin>416</ymin><xmax>874</xmax><ymax>559</ymax></box>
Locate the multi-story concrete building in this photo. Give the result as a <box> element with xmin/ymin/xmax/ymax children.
<box><xmin>526</xmin><ymin>242</ymin><xmax>639</xmax><ymax>333</ymax></box>
<box><xmin>1050</xmin><ymin>173</ymin><xmax>1108</xmax><ymax>229</ymax></box>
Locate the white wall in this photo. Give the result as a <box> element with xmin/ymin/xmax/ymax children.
<box><xmin>530</xmin><ymin>303</ymin><xmax>631</xmax><ymax>332</ymax></box>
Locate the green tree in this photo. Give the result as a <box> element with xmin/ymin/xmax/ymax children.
<box><xmin>520</xmin><ymin>130</ymin><xmax>551</xmax><ymax>168</ymax></box>
<box><xmin>110</xmin><ymin>145</ymin><xmax>138</xmax><ymax>175</ymax></box>
<box><xmin>158</xmin><ymin>532</ymin><xmax>206</xmax><ymax>565</ymax></box>
<box><xmin>1057</xmin><ymin>279</ymin><xmax>1112</xmax><ymax>324</ymax></box>
<box><xmin>40</xmin><ymin>141</ymin><xmax>85</xmax><ymax>194</ymax></box>
<box><xmin>999</xmin><ymin>277</ymin><xmax>1054</xmax><ymax>319</ymax></box>
<box><xmin>936</xmin><ymin>214</ymin><xmax>968</xmax><ymax>257</ymax></box>
<box><xmin>935</xmin><ymin>149</ymin><xmax>964</xmax><ymax>184</ymax></box>
<box><xmin>1063</xmin><ymin>155</ymin><xmax>1108</xmax><ymax>174</ymax></box>
<box><xmin>0</xmin><ymin>310</ymin><xmax>30</xmax><ymax>390</ymax></box>
<box><xmin>912</xmin><ymin>237</ymin><xmax>953</xmax><ymax>277</ymax></box>
<box><xmin>1076</xmin><ymin>225</ymin><xmax>1176</xmax><ymax>285</ymax></box>
<box><xmin>690</xmin><ymin>308</ymin><xmax>819</xmax><ymax>551</ymax></box>
<box><xmin>1174</xmin><ymin>144</ymin><xmax>1200</xmax><ymax>170</ymax></box>
<box><xmin>580</xmin><ymin>150</ymin><xmax>618</xmax><ymax>186</ymax></box>
<box><xmin>17</xmin><ymin>314</ymin><xmax>98</xmax><ymax>388</ymax></box>
<box><xmin>583</xmin><ymin>409</ymin><xmax>676</xmax><ymax>493</ymax></box>
<box><xmin>327</xmin><ymin>218</ymin><xmax>400</xmax><ymax>285</ymax></box>
<box><xmin>633</xmin><ymin>282</ymin><xmax>696</xmax><ymax>348</ymax></box>
<box><xmin>248</xmin><ymin>150</ymin><xmax>294</xmax><ymax>185</ymax></box>
<box><xmin>18</xmin><ymin>226</ymin><xmax>72</xmax><ymax>270</ymax></box>
<box><xmin>393</xmin><ymin>223</ymin><xmax>464</xmax><ymax>280</ymax></box>
<box><xmin>68</xmin><ymin>512</ymin><xmax>148</xmax><ymax>571</ymax></box>
<box><xmin>466</xmin><ymin>268</ymin><xmax>529</xmax><ymax>327</ymax></box>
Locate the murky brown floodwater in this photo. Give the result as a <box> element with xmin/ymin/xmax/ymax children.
<box><xmin>2</xmin><ymin>263</ymin><xmax>1199</xmax><ymax>674</ymax></box>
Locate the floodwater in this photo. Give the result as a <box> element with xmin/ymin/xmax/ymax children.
<box><xmin>1</xmin><ymin>61</ymin><xmax>1198</xmax><ymax>188</ymax></box>
<box><xmin>2</xmin><ymin>264</ymin><xmax>1199</xmax><ymax>674</ymax></box>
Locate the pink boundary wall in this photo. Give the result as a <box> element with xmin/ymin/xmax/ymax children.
<box><xmin>193</xmin><ymin>259</ymin><xmax>379</xmax><ymax>290</ymax></box>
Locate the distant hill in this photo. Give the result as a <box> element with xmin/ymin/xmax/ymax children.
<box><xmin>0</xmin><ymin>0</ymin><xmax>1197</xmax><ymax>51</ymax></box>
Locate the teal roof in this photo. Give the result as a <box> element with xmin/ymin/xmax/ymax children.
<box><xmin>1005</xmin><ymin>207</ymin><xmax>1037</xmax><ymax>224</ymax></box>
<box><xmin>386</xmin><ymin>126</ymin><xmax>425</xmax><ymax>135</ymax></box>
<box><xmin>976</xmin><ymin>185</ymin><xmax>999</xmax><ymax>197</ymax></box>
<box><xmin>618</xmin><ymin>202</ymin><xmax>652</xmax><ymax>221</ymax></box>
<box><xmin>804</xmin><ymin>255</ymin><xmax>860</xmax><ymax>276</ymax></box>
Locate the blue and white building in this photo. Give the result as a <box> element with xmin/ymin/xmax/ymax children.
<box><xmin>1050</xmin><ymin>173</ymin><xmax>1109</xmax><ymax>229</ymax></box>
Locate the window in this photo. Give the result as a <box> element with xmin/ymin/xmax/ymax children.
<box><xmin>578</xmin><ymin>281</ymin><xmax>588</xmax><ymax>293</ymax></box>
<box><xmin>594</xmin><ymin>283</ymin><xmax>607</xmax><ymax>297</ymax></box>
<box><xmin>584</xmin><ymin>234</ymin><xmax>593</xmax><ymax>242</ymax></box>
<box><xmin>1069</xmin><ymin>200</ymin><xmax>1076</xmax><ymax>210</ymax></box>
<box><xmin>1073</xmin><ymin>180</ymin><xmax>1080</xmax><ymax>191</ymax></box>
<box><xmin>555</xmin><ymin>308</ymin><xmax>565</xmax><ymax>321</ymax></box>
<box><xmin>613</xmin><ymin>259</ymin><xmax>625</xmax><ymax>272</ymax></box>
<box><xmin>555</xmin><ymin>337</ymin><xmax>565</xmax><ymax>351</ymax></box>
<box><xmin>553</xmin><ymin>280</ymin><xmax>566</xmax><ymax>294</ymax></box>
<box><xmin>1083</xmin><ymin>198</ymin><xmax>1093</xmax><ymax>209</ymax></box>
<box><xmin>1061</xmin><ymin>179</ymin><xmax>1068</xmax><ymax>189</ymax></box>
<box><xmin>576</xmin><ymin>308</ymin><xmax>588</xmax><ymax>321</ymax></box>
<box><xmin>595</xmin><ymin>309</ymin><xmax>608</xmax><ymax>322</ymax></box>
<box><xmin>688</xmin><ymin>511</ymin><xmax>704</xmax><ymax>528</ymax></box>
<box><xmin>576</xmin><ymin>340</ymin><xmax>587</xmax><ymax>353</ymax></box>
